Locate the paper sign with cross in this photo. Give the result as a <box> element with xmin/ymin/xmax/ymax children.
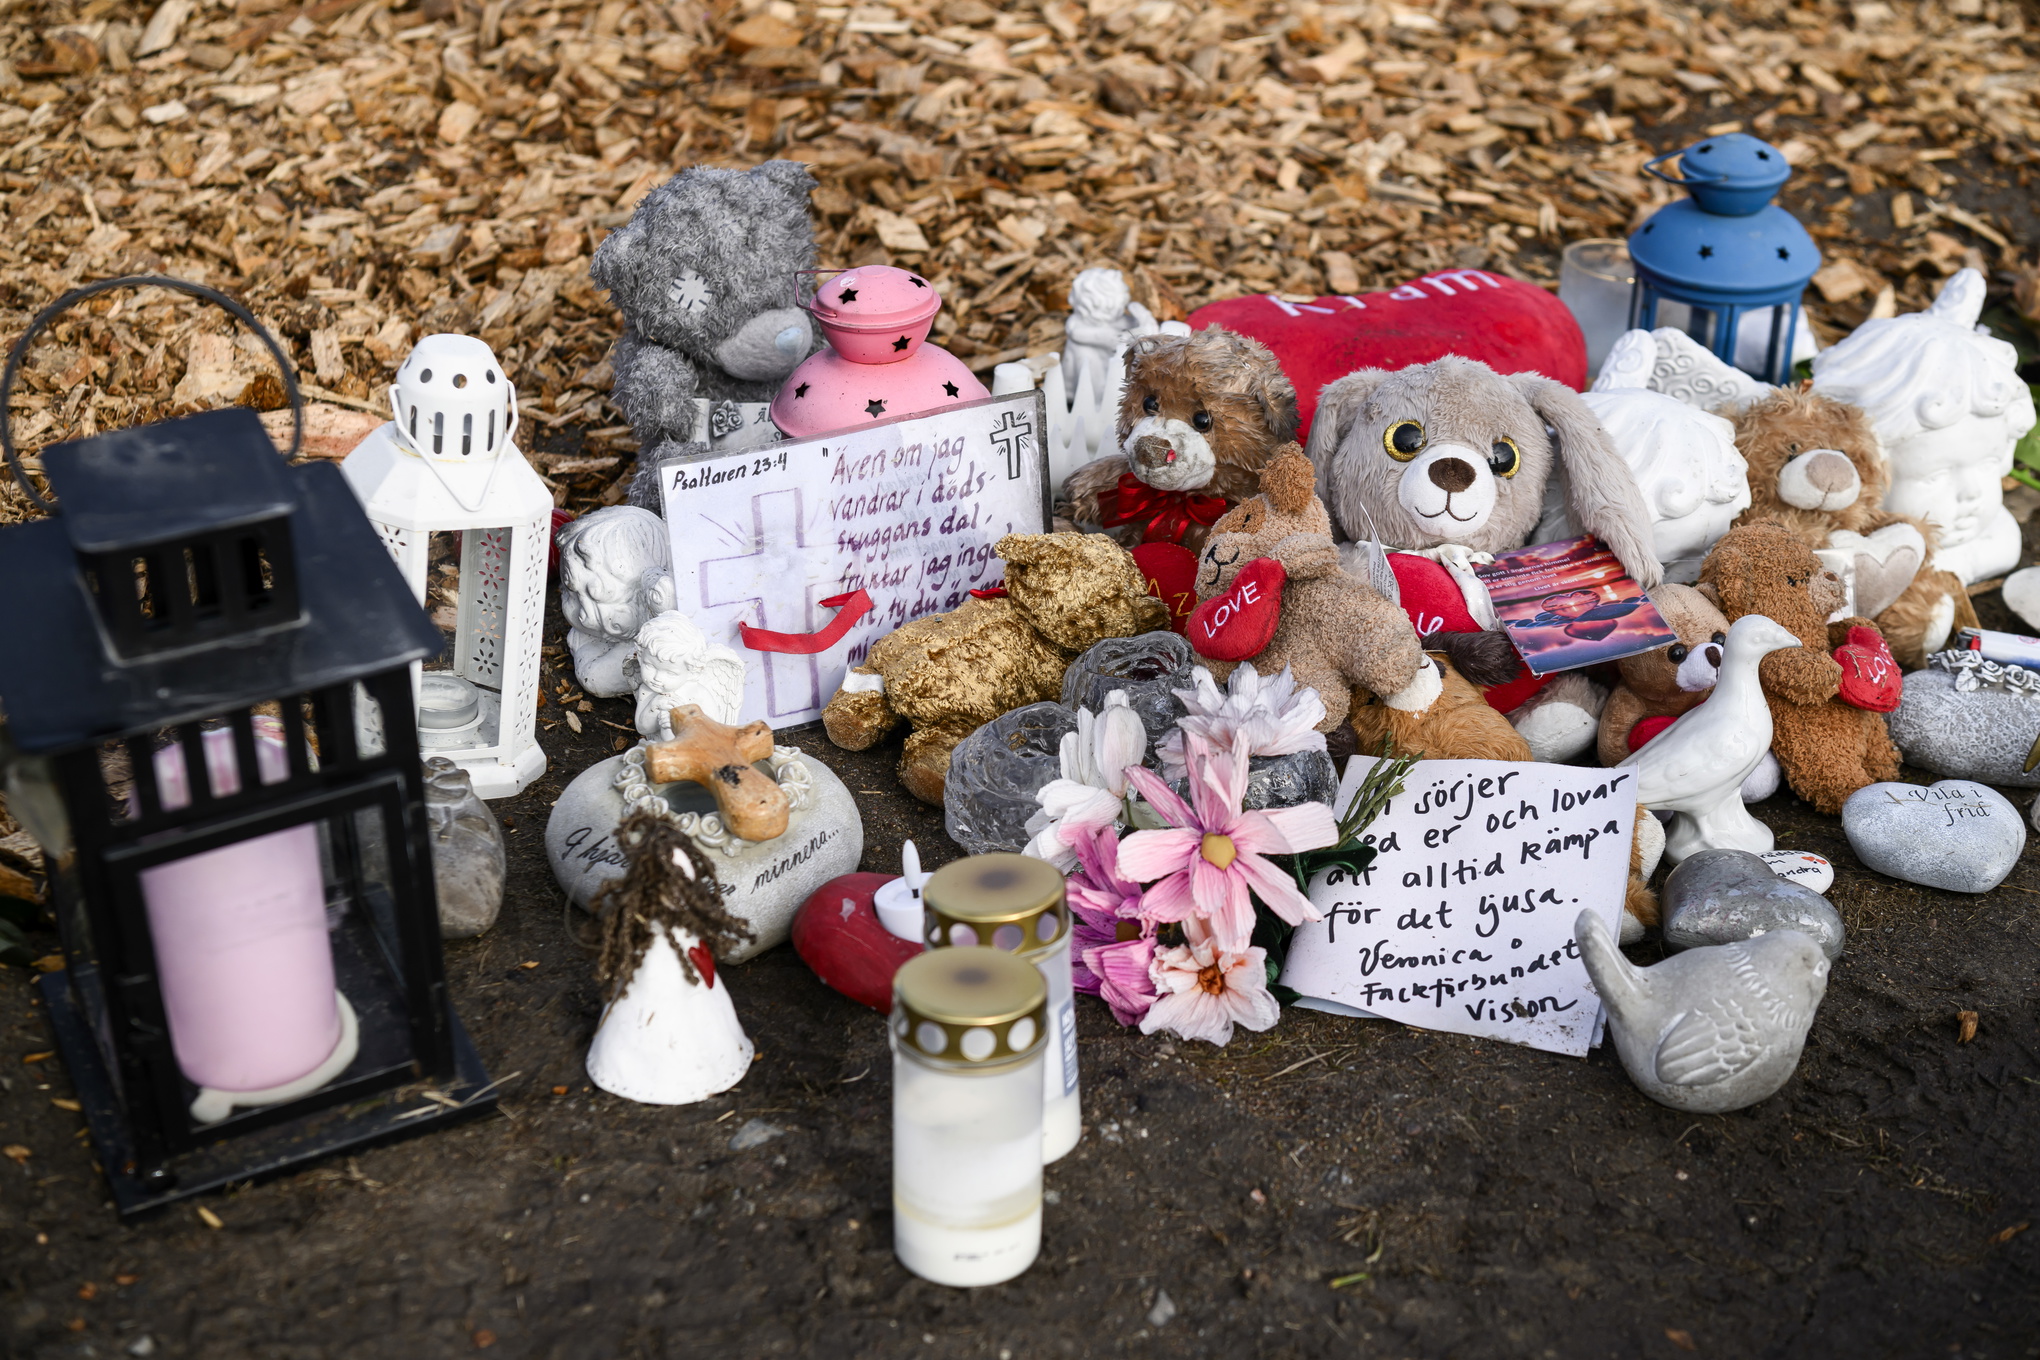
<box><xmin>664</xmin><ymin>390</ymin><xmax>1051</xmax><ymax>729</ymax></box>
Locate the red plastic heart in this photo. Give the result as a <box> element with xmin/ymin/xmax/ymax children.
<box><xmin>791</xmin><ymin>873</ymin><xmax>925</xmax><ymax>1012</ymax></box>
<box><xmin>1626</xmin><ymin>714</ymin><xmax>1679</xmax><ymax>752</ymax></box>
<box><xmin>1132</xmin><ymin>541</ymin><xmax>1201</xmax><ymax>635</ymax></box>
<box><xmin>686</xmin><ymin>940</ymin><xmax>717</xmax><ymax>989</ymax></box>
<box><xmin>1188</xmin><ymin>269</ymin><xmax>1588</xmax><ymax>440</ymax></box>
<box><xmin>1188</xmin><ymin>558</ymin><xmax>1287</xmax><ymax>663</ymax></box>
<box><xmin>1834</xmin><ymin>626</ymin><xmax>1901</xmax><ymax>712</ymax></box>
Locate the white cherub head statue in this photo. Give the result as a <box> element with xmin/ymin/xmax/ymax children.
<box><xmin>555</xmin><ymin>505</ymin><xmax>671</xmax><ymax>696</ymax></box>
<box><xmin>632</xmin><ymin>610</ymin><xmax>747</xmax><ymax>738</ymax></box>
<box><xmin>1068</xmin><ymin>266</ymin><xmax>1134</xmax><ymax>324</ymax></box>
<box><xmin>1810</xmin><ymin>268</ymin><xmax>2038</xmax><ymax>584</ymax></box>
<box><xmin>1061</xmin><ymin>267</ymin><xmax>1160</xmax><ymax>406</ymax></box>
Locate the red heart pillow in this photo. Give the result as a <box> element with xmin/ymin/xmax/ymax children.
<box><xmin>1132</xmin><ymin>541</ymin><xmax>1200</xmax><ymax>635</ymax></box>
<box><xmin>1834</xmin><ymin>626</ymin><xmax>1901</xmax><ymax>712</ymax></box>
<box><xmin>1189</xmin><ymin>269</ymin><xmax>1588</xmax><ymax>440</ymax></box>
<box><xmin>1627</xmin><ymin>714</ymin><xmax>1679</xmax><ymax>752</ymax></box>
<box><xmin>1188</xmin><ymin>558</ymin><xmax>1287</xmax><ymax>662</ymax></box>
<box><xmin>792</xmin><ymin>872</ymin><xmax>924</xmax><ymax>1012</ymax></box>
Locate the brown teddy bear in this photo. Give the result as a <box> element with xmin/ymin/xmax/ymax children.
<box><xmin>1060</xmin><ymin>327</ymin><xmax>1298</xmax><ymax>554</ymax></box>
<box><xmin>1698</xmin><ymin>519</ymin><xmax>1901</xmax><ymax>814</ymax></box>
<box><xmin>1187</xmin><ymin>446</ymin><xmax>1533</xmax><ymax>763</ymax></box>
<box><xmin>822</xmin><ymin>533</ymin><xmax>1168</xmax><ymax>805</ymax></box>
<box><xmin>1596</xmin><ymin>582</ymin><xmax>1731</xmax><ymax>767</ymax></box>
<box><xmin>1730</xmin><ymin>387</ymin><xmax>1977</xmax><ymax>671</ymax></box>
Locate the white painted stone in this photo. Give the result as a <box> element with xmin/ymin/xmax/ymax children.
<box><xmin>1759</xmin><ymin>850</ymin><xmax>1833</xmax><ymax>894</ymax></box>
<box><xmin>1842</xmin><ymin>779</ymin><xmax>2025</xmax><ymax>894</ymax></box>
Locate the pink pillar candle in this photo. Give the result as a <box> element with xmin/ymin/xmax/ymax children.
<box><xmin>139</xmin><ymin>724</ymin><xmax>342</xmax><ymax>1095</ymax></box>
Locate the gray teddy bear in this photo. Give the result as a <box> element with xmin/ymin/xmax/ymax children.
<box><xmin>590</xmin><ymin>160</ymin><xmax>823</xmax><ymax>471</ymax></box>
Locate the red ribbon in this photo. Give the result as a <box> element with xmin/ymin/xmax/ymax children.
<box><xmin>737</xmin><ymin>590</ymin><xmax>873</xmax><ymax>655</ymax></box>
<box><xmin>1098</xmin><ymin>472</ymin><xmax>1229</xmax><ymax>546</ymax></box>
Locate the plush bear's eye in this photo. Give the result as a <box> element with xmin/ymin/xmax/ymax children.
<box><xmin>1668</xmin><ymin>644</ymin><xmax>1689</xmax><ymax>663</ymax></box>
<box><xmin>1489</xmin><ymin>437</ymin><xmax>1521</xmax><ymax>479</ymax></box>
<box><xmin>1711</xmin><ymin>632</ymin><xmax>1725</xmax><ymax>645</ymax></box>
<box><xmin>1143</xmin><ymin>393</ymin><xmax>1159</xmax><ymax>415</ymax></box>
<box><xmin>1384</xmin><ymin>420</ymin><xmax>1425</xmax><ymax>461</ymax></box>
<box><xmin>1192</xmin><ymin>410</ymin><xmax>1213</xmax><ymax>433</ymax></box>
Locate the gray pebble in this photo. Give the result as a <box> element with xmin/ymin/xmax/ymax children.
<box><xmin>1662</xmin><ymin>848</ymin><xmax>1844</xmax><ymax>961</ymax></box>
<box><xmin>1886</xmin><ymin>668</ymin><xmax>2040</xmax><ymax>788</ymax></box>
<box><xmin>1842</xmin><ymin>779</ymin><xmax>2025</xmax><ymax>894</ymax></box>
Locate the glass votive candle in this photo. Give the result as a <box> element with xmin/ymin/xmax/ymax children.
<box><xmin>890</xmin><ymin>947</ymin><xmax>1047</xmax><ymax>1287</ymax></box>
<box><xmin>1558</xmin><ymin>239</ymin><xmax>1636</xmax><ymax>380</ymax></box>
<box><xmin>922</xmin><ymin>853</ymin><xmax>1081</xmax><ymax>1163</ymax></box>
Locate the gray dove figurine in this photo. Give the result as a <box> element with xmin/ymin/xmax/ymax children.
<box><xmin>1575</xmin><ymin>909</ymin><xmax>1828</xmax><ymax>1114</ymax></box>
<box><xmin>1619</xmin><ymin>613</ymin><xmax>1802</xmax><ymax>864</ymax></box>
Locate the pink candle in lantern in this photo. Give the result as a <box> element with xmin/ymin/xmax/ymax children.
<box><xmin>139</xmin><ymin>722</ymin><xmax>343</xmax><ymax>1096</ymax></box>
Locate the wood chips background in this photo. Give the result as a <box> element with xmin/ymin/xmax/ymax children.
<box><xmin>0</xmin><ymin>0</ymin><xmax>2037</xmax><ymax>521</ymax></box>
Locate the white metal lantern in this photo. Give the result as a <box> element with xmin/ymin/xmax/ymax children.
<box><xmin>341</xmin><ymin>334</ymin><xmax>550</xmax><ymax>798</ymax></box>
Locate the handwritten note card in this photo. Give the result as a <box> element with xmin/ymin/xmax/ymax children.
<box><xmin>661</xmin><ymin>391</ymin><xmax>1049</xmax><ymax>729</ymax></box>
<box><xmin>1281</xmin><ymin>756</ymin><xmax>1638</xmax><ymax>1057</ymax></box>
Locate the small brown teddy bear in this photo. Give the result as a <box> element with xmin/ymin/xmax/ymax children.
<box><xmin>1060</xmin><ymin>327</ymin><xmax>1298</xmax><ymax>554</ymax></box>
<box><xmin>1731</xmin><ymin>387</ymin><xmax>1977</xmax><ymax>670</ymax></box>
<box><xmin>822</xmin><ymin>533</ymin><xmax>1168</xmax><ymax>805</ymax></box>
<box><xmin>1189</xmin><ymin>447</ymin><xmax>1533</xmax><ymax>763</ymax></box>
<box><xmin>1596</xmin><ymin>582</ymin><xmax>1731</xmax><ymax>767</ymax></box>
<box><xmin>1698</xmin><ymin>519</ymin><xmax>1901</xmax><ymax>814</ymax></box>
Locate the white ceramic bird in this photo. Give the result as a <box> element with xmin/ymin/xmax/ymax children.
<box><xmin>1576</xmin><ymin>910</ymin><xmax>1828</xmax><ymax>1114</ymax></box>
<box><xmin>1618</xmin><ymin>613</ymin><xmax>1801</xmax><ymax>863</ymax></box>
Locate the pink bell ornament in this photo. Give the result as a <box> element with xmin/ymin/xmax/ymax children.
<box><xmin>770</xmin><ymin>267</ymin><xmax>989</xmax><ymax>439</ymax></box>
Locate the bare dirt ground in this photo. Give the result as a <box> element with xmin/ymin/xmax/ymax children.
<box><xmin>5</xmin><ymin>0</ymin><xmax>2040</xmax><ymax>1354</ymax></box>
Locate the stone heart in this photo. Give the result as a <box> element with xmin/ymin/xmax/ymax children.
<box><xmin>1759</xmin><ymin>850</ymin><xmax>1834</xmax><ymax>894</ymax></box>
<box><xmin>1833</xmin><ymin>626</ymin><xmax>1901</xmax><ymax>713</ymax></box>
<box><xmin>1842</xmin><ymin>779</ymin><xmax>2026</xmax><ymax>894</ymax></box>
<box><xmin>1189</xmin><ymin>557</ymin><xmax>1287</xmax><ymax>663</ymax></box>
<box><xmin>1188</xmin><ymin>269</ymin><xmax>1588</xmax><ymax>439</ymax></box>
<box><xmin>1662</xmin><ymin>847</ymin><xmax>1845</xmax><ymax>961</ymax></box>
<box><xmin>1887</xmin><ymin>666</ymin><xmax>2040</xmax><ymax>789</ymax></box>
<box><xmin>1131</xmin><ymin>541</ymin><xmax>1200</xmax><ymax>636</ymax></box>
<box><xmin>1816</xmin><ymin>524</ymin><xmax>1925</xmax><ymax>620</ymax></box>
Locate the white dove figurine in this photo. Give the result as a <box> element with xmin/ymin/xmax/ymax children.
<box><xmin>1618</xmin><ymin>613</ymin><xmax>1801</xmax><ymax>863</ymax></box>
<box><xmin>1576</xmin><ymin>910</ymin><xmax>1828</xmax><ymax>1114</ymax></box>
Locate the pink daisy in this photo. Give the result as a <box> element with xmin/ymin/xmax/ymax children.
<box><xmin>1140</xmin><ymin>936</ymin><xmax>1279</xmax><ymax>1047</ymax></box>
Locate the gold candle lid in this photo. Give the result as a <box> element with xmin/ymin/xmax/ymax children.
<box><xmin>892</xmin><ymin>946</ymin><xmax>1047</xmax><ymax>1069</ymax></box>
<box><xmin>922</xmin><ymin>852</ymin><xmax>1068</xmax><ymax>957</ymax></box>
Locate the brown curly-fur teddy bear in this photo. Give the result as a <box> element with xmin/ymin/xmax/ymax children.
<box><xmin>1730</xmin><ymin>387</ymin><xmax>1977</xmax><ymax>671</ymax></box>
<box><xmin>1698</xmin><ymin>519</ymin><xmax>1901</xmax><ymax>814</ymax></box>
<box><xmin>822</xmin><ymin>533</ymin><xmax>1169</xmax><ymax>805</ymax></box>
<box><xmin>1596</xmin><ymin>582</ymin><xmax>1731</xmax><ymax>767</ymax></box>
<box><xmin>1060</xmin><ymin>327</ymin><xmax>1297</xmax><ymax>554</ymax></box>
<box><xmin>1188</xmin><ymin>447</ymin><xmax>1533</xmax><ymax>763</ymax></box>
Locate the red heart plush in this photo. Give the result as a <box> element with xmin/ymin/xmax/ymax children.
<box><xmin>1834</xmin><ymin>625</ymin><xmax>1901</xmax><ymax>712</ymax></box>
<box><xmin>1189</xmin><ymin>558</ymin><xmax>1287</xmax><ymax>662</ymax></box>
<box><xmin>1627</xmin><ymin>714</ymin><xmax>1679</xmax><ymax>752</ymax></box>
<box><xmin>1189</xmin><ymin>269</ymin><xmax>1588</xmax><ymax>440</ymax></box>
<box><xmin>1386</xmin><ymin>552</ymin><xmax>1544</xmax><ymax>713</ymax></box>
<box><xmin>792</xmin><ymin>872</ymin><xmax>924</xmax><ymax>1012</ymax></box>
<box><xmin>686</xmin><ymin>940</ymin><xmax>717</xmax><ymax>989</ymax></box>
<box><xmin>1132</xmin><ymin>541</ymin><xmax>1201</xmax><ymax>635</ymax></box>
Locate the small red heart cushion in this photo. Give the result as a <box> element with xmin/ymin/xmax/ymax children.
<box><xmin>1627</xmin><ymin>714</ymin><xmax>1680</xmax><ymax>752</ymax></box>
<box><xmin>1132</xmin><ymin>541</ymin><xmax>1201</xmax><ymax>635</ymax></box>
<box><xmin>1189</xmin><ymin>269</ymin><xmax>1588</xmax><ymax>439</ymax></box>
<box><xmin>1188</xmin><ymin>558</ymin><xmax>1287</xmax><ymax>662</ymax></box>
<box><xmin>1834</xmin><ymin>625</ymin><xmax>1902</xmax><ymax>712</ymax></box>
<box><xmin>792</xmin><ymin>873</ymin><xmax>924</xmax><ymax>1012</ymax></box>
<box><xmin>1387</xmin><ymin>552</ymin><xmax>1544</xmax><ymax>713</ymax></box>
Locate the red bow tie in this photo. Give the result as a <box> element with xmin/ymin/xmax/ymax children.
<box><xmin>1097</xmin><ymin>472</ymin><xmax>1229</xmax><ymax>546</ymax></box>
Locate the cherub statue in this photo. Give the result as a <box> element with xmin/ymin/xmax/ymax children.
<box><xmin>555</xmin><ymin>505</ymin><xmax>671</xmax><ymax>696</ymax></box>
<box><xmin>1061</xmin><ymin>267</ymin><xmax>1159</xmax><ymax>403</ymax></box>
<box><xmin>631</xmin><ymin>609</ymin><xmax>747</xmax><ymax>738</ymax></box>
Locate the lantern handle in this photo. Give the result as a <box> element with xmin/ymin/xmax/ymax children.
<box><xmin>1641</xmin><ymin>147</ymin><xmax>1727</xmax><ymax>187</ymax></box>
<box><xmin>0</xmin><ymin>274</ymin><xmax>304</xmax><ymax>514</ymax></box>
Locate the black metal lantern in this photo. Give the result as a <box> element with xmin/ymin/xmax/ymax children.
<box><xmin>0</xmin><ymin>277</ymin><xmax>497</xmax><ymax>1216</ymax></box>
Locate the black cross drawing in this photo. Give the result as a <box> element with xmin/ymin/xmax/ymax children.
<box><xmin>988</xmin><ymin>408</ymin><xmax>1032</xmax><ymax>480</ymax></box>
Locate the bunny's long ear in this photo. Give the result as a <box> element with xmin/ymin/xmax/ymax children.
<box><xmin>1304</xmin><ymin>368</ymin><xmax>1391</xmax><ymax>539</ymax></box>
<box><xmin>1513</xmin><ymin>373</ymin><xmax>1663</xmax><ymax>589</ymax></box>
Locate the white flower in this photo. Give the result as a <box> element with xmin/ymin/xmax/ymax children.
<box><xmin>1158</xmin><ymin>665</ymin><xmax>1327</xmax><ymax>782</ymax></box>
<box><xmin>1022</xmin><ymin>690</ymin><xmax>1149</xmax><ymax>869</ymax></box>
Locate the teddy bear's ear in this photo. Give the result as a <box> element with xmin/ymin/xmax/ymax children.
<box><xmin>751</xmin><ymin>159</ymin><xmax>820</xmax><ymax>198</ymax></box>
<box><xmin>1219</xmin><ymin>330</ymin><xmax>1299</xmax><ymax>447</ymax></box>
<box><xmin>1258</xmin><ymin>446</ymin><xmax>1318</xmax><ymax>515</ymax></box>
<box><xmin>1692</xmin><ymin>580</ymin><xmax>1723</xmax><ymax>611</ymax></box>
<box><xmin>1512</xmin><ymin>372</ymin><xmax>1664</xmax><ymax>590</ymax></box>
<box><xmin>1305</xmin><ymin>369</ymin><xmax>1391</xmax><ymax>469</ymax></box>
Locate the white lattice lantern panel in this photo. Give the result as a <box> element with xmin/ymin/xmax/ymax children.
<box><xmin>340</xmin><ymin>334</ymin><xmax>550</xmax><ymax>799</ymax></box>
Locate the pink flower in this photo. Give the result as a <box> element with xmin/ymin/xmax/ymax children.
<box><xmin>1140</xmin><ymin>936</ymin><xmax>1279</xmax><ymax>1046</ymax></box>
<box><xmin>1063</xmin><ymin>825</ymin><xmax>1150</xmax><ymax>1016</ymax></box>
<box><xmin>1118</xmin><ymin>733</ymin><xmax>1338</xmax><ymax>953</ymax></box>
<box><xmin>1085</xmin><ymin>934</ymin><xmax>1159</xmax><ymax>1027</ymax></box>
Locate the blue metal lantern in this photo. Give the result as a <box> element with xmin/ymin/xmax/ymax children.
<box><xmin>1627</xmin><ymin>133</ymin><xmax>1820</xmax><ymax>384</ymax></box>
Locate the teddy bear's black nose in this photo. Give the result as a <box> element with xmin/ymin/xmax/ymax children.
<box><xmin>1428</xmin><ymin>458</ymin><xmax>1476</xmax><ymax>492</ymax></box>
<box><xmin>1704</xmin><ymin>644</ymin><xmax>1721</xmax><ymax>668</ymax></box>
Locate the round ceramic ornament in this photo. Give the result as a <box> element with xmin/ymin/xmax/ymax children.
<box><xmin>771</xmin><ymin>267</ymin><xmax>989</xmax><ymax>438</ymax></box>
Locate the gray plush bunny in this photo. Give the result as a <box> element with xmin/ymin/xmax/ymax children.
<box><xmin>1305</xmin><ymin>355</ymin><xmax>1662</xmax><ymax>589</ymax></box>
<box><xmin>590</xmin><ymin>160</ymin><xmax>824</xmax><ymax>457</ymax></box>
